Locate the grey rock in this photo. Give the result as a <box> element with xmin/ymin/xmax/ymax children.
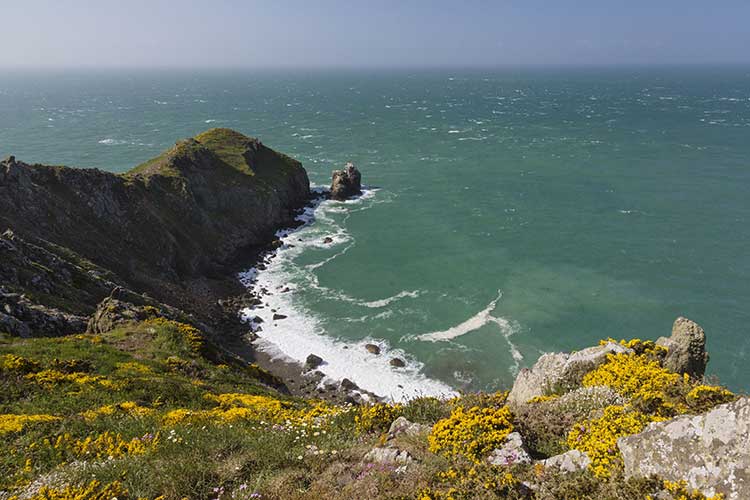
<box><xmin>619</xmin><ymin>397</ymin><xmax>750</xmax><ymax>500</ymax></box>
<box><xmin>340</xmin><ymin>378</ymin><xmax>359</xmax><ymax>391</ymax></box>
<box><xmin>507</xmin><ymin>342</ymin><xmax>632</xmax><ymax>406</ymax></box>
<box><xmin>487</xmin><ymin>432</ymin><xmax>532</xmax><ymax>466</ymax></box>
<box><xmin>387</xmin><ymin>416</ymin><xmax>429</xmax><ymax>439</ymax></box>
<box><xmin>330</xmin><ymin>162</ymin><xmax>362</xmax><ymax>200</ymax></box>
<box><xmin>540</xmin><ymin>450</ymin><xmax>591</xmax><ymax>473</ymax></box>
<box><xmin>363</xmin><ymin>447</ymin><xmax>414</xmax><ymax>465</ymax></box>
<box><xmin>305</xmin><ymin>354</ymin><xmax>324</xmax><ymax>370</ymax></box>
<box><xmin>656</xmin><ymin>316</ymin><xmax>709</xmax><ymax>378</ymax></box>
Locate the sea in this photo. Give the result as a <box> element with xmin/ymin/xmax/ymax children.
<box><xmin>2</xmin><ymin>67</ymin><xmax>749</xmax><ymax>400</ymax></box>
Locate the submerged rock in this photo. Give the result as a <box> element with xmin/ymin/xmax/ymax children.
<box><xmin>330</xmin><ymin>162</ymin><xmax>362</xmax><ymax>200</ymax></box>
<box><xmin>618</xmin><ymin>397</ymin><xmax>749</xmax><ymax>500</ymax></box>
<box><xmin>507</xmin><ymin>342</ymin><xmax>632</xmax><ymax>406</ymax></box>
<box><xmin>656</xmin><ymin>316</ymin><xmax>709</xmax><ymax>378</ymax></box>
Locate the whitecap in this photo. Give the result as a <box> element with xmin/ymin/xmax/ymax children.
<box><xmin>204</xmin><ymin>119</ymin><xmax>217</xmax><ymax>123</ymax></box>
<box><xmin>98</xmin><ymin>139</ymin><xmax>127</xmax><ymax>145</ymax></box>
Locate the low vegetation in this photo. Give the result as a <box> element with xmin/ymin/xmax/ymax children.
<box><xmin>0</xmin><ymin>321</ymin><xmax>735</xmax><ymax>499</ymax></box>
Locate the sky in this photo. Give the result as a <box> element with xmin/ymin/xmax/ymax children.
<box><xmin>2</xmin><ymin>0</ymin><xmax>750</xmax><ymax>68</ymax></box>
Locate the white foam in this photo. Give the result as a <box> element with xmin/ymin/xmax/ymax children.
<box><xmin>98</xmin><ymin>139</ymin><xmax>127</xmax><ymax>145</ymax></box>
<box><xmin>204</xmin><ymin>119</ymin><xmax>218</xmax><ymax>123</ymax></box>
<box><xmin>238</xmin><ymin>189</ymin><xmax>457</xmax><ymax>402</ymax></box>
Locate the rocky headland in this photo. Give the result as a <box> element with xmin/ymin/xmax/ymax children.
<box><xmin>0</xmin><ymin>131</ymin><xmax>746</xmax><ymax>499</ymax></box>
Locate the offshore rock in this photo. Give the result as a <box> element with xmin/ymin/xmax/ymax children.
<box><xmin>364</xmin><ymin>343</ymin><xmax>381</xmax><ymax>355</ymax></box>
<box><xmin>507</xmin><ymin>342</ymin><xmax>632</xmax><ymax>406</ymax></box>
<box><xmin>618</xmin><ymin>397</ymin><xmax>750</xmax><ymax>500</ymax></box>
<box><xmin>330</xmin><ymin>162</ymin><xmax>362</xmax><ymax>200</ymax></box>
<box><xmin>656</xmin><ymin>316</ymin><xmax>709</xmax><ymax>378</ymax></box>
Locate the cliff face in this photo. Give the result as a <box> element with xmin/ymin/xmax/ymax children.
<box><xmin>0</xmin><ymin>129</ymin><xmax>310</xmax><ymax>330</ymax></box>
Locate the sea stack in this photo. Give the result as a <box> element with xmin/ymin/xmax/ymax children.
<box><xmin>330</xmin><ymin>161</ymin><xmax>362</xmax><ymax>200</ymax></box>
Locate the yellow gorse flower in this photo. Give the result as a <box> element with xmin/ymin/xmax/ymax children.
<box><xmin>428</xmin><ymin>405</ymin><xmax>513</xmax><ymax>462</ymax></box>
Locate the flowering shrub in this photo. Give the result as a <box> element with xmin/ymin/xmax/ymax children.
<box><xmin>0</xmin><ymin>414</ymin><xmax>61</xmax><ymax>435</ymax></box>
<box><xmin>355</xmin><ymin>403</ymin><xmax>403</xmax><ymax>434</ymax></box>
<box><xmin>685</xmin><ymin>385</ymin><xmax>735</xmax><ymax>413</ymax></box>
<box><xmin>6</xmin><ymin>480</ymin><xmax>129</xmax><ymax>500</ymax></box>
<box><xmin>653</xmin><ymin>480</ymin><xmax>725</xmax><ymax>500</ymax></box>
<box><xmin>567</xmin><ymin>405</ymin><xmax>663</xmax><ymax>478</ymax></box>
<box><xmin>417</xmin><ymin>465</ymin><xmax>522</xmax><ymax>499</ymax></box>
<box><xmin>49</xmin><ymin>431</ymin><xmax>159</xmax><ymax>459</ymax></box>
<box><xmin>24</xmin><ymin>370</ymin><xmax>119</xmax><ymax>390</ymax></box>
<box><xmin>582</xmin><ymin>352</ymin><xmax>688</xmax><ymax>415</ymax></box>
<box><xmin>80</xmin><ymin>401</ymin><xmax>154</xmax><ymax>421</ymax></box>
<box><xmin>1</xmin><ymin>354</ymin><xmax>40</xmax><ymax>373</ymax></box>
<box><xmin>146</xmin><ymin>317</ymin><xmax>205</xmax><ymax>353</ymax></box>
<box><xmin>428</xmin><ymin>405</ymin><xmax>514</xmax><ymax>462</ymax></box>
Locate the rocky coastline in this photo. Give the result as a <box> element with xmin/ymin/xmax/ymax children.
<box><xmin>1</xmin><ymin>130</ymin><xmax>747</xmax><ymax>499</ymax></box>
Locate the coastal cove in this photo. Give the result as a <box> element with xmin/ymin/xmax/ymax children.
<box><xmin>1</xmin><ymin>68</ymin><xmax>750</xmax><ymax>395</ymax></box>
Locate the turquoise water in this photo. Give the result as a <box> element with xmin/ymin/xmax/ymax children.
<box><xmin>2</xmin><ymin>68</ymin><xmax>749</xmax><ymax>395</ymax></box>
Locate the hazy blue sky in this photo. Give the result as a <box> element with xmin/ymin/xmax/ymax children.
<box><xmin>3</xmin><ymin>0</ymin><xmax>750</xmax><ymax>68</ymax></box>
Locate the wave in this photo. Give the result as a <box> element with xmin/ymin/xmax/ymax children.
<box><xmin>416</xmin><ymin>291</ymin><xmax>523</xmax><ymax>374</ymax></box>
<box><xmin>98</xmin><ymin>138</ymin><xmax>127</xmax><ymax>145</ymax></box>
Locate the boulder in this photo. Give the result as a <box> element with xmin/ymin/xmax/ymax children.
<box><xmin>87</xmin><ymin>296</ymin><xmax>150</xmax><ymax>334</ymax></box>
<box><xmin>387</xmin><ymin>417</ymin><xmax>429</xmax><ymax>439</ymax></box>
<box><xmin>487</xmin><ymin>432</ymin><xmax>532</xmax><ymax>466</ymax></box>
<box><xmin>507</xmin><ymin>342</ymin><xmax>632</xmax><ymax>406</ymax></box>
<box><xmin>618</xmin><ymin>397</ymin><xmax>750</xmax><ymax>500</ymax></box>
<box><xmin>272</xmin><ymin>313</ymin><xmax>287</xmax><ymax>320</ymax></box>
<box><xmin>340</xmin><ymin>378</ymin><xmax>359</xmax><ymax>391</ymax></box>
<box><xmin>389</xmin><ymin>357</ymin><xmax>406</xmax><ymax>368</ymax></box>
<box><xmin>305</xmin><ymin>354</ymin><xmax>324</xmax><ymax>370</ymax></box>
<box><xmin>540</xmin><ymin>450</ymin><xmax>591</xmax><ymax>473</ymax></box>
<box><xmin>364</xmin><ymin>343</ymin><xmax>381</xmax><ymax>355</ymax></box>
<box><xmin>656</xmin><ymin>316</ymin><xmax>709</xmax><ymax>378</ymax></box>
<box><xmin>362</xmin><ymin>446</ymin><xmax>413</xmax><ymax>465</ymax></box>
<box><xmin>323</xmin><ymin>237</ymin><xmax>334</xmax><ymax>244</ymax></box>
<box><xmin>330</xmin><ymin>162</ymin><xmax>362</xmax><ymax>200</ymax></box>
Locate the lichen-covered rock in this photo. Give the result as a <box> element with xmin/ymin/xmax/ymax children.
<box><xmin>656</xmin><ymin>316</ymin><xmax>709</xmax><ymax>378</ymax></box>
<box><xmin>540</xmin><ymin>450</ymin><xmax>591</xmax><ymax>473</ymax></box>
<box><xmin>87</xmin><ymin>296</ymin><xmax>151</xmax><ymax>334</ymax></box>
<box><xmin>507</xmin><ymin>342</ymin><xmax>632</xmax><ymax>406</ymax></box>
<box><xmin>618</xmin><ymin>397</ymin><xmax>750</xmax><ymax>500</ymax></box>
<box><xmin>363</xmin><ymin>446</ymin><xmax>414</xmax><ymax>465</ymax></box>
<box><xmin>387</xmin><ymin>417</ymin><xmax>428</xmax><ymax>440</ymax></box>
<box><xmin>487</xmin><ymin>432</ymin><xmax>532</xmax><ymax>466</ymax></box>
<box><xmin>330</xmin><ymin>162</ymin><xmax>362</xmax><ymax>200</ymax></box>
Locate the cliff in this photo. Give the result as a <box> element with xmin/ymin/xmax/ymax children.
<box><xmin>0</xmin><ymin>129</ymin><xmax>309</xmax><ymax>331</ymax></box>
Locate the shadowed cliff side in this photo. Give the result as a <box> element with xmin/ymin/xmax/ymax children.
<box><xmin>0</xmin><ymin>128</ymin><xmax>310</xmax><ymax>325</ymax></box>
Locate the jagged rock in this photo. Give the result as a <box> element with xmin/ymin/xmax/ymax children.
<box><xmin>340</xmin><ymin>378</ymin><xmax>359</xmax><ymax>391</ymax></box>
<box><xmin>365</xmin><ymin>343</ymin><xmax>381</xmax><ymax>355</ymax></box>
<box><xmin>540</xmin><ymin>450</ymin><xmax>591</xmax><ymax>473</ymax></box>
<box><xmin>387</xmin><ymin>417</ymin><xmax>429</xmax><ymax>440</ymax></box>
<box><xmin>389</xmin><ymin>357</ymin><xmax>405</xmax><ymax>368</ymax></box>
<box><xmin>0</xmin><ymin>287</ymin><xmax>87</xmax><ymax>337</ymax></box>
<box><xmin>487</xmin><ymin>432</ymin><xmax>532</xmax><ymax>466</ymax></box>
<box><xmin>330</xmin><ymin>162</ymin><xmax>362</xmax><ymax>200</ymax></box>
<box><xmin>508</xmin><ymin>342</ymin><xmax>633</xmax><ymax>406</ymax></box>
<box><xmin>87</xmin><ymin>296</ymin><xmax>151</xmax><ymax>334</ymax></box>
<box><xmin>657</xmin><ymin>317</ymin><xmax>709</xmax><ymax>378</ymax></box>
<box><xmin>363</xmin><ymin>447</ymin><xmax>414</xmax><ymax>465</ymax></box>
<box><xmin>619</xmin><ymin>397</ymin><xmax>750</xmax><ymax>500</ymax></box>
<box><xmin>305</xmin><ymin>354</ymin><xmax>324</xmax><ymax>370</ymax></box>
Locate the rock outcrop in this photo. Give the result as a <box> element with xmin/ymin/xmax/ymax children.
<box><xmin>540</xmin><ymin>450</ymin><xmax>591</xmax><ymax>473</ymax></box>
<box><xmin>619</xmin><ymin>397</ymin><xmax>749</xmax><ymax>500</ymax></box>
<box><xmin>507</xmin><ymin>342</ymin><xmax>632</xmax><ymax>406</ymax></box>
<box><xmin>330</xmin><ymin>162</ymin><xmax>362</xmax><ymax>200</ymax></box>
<box><xmin>487</xmin><ymin>432</ymin><xmax>532</xmax><ymax>466</ymax></box>
<box><xmin>657</xmin><ymin>316</ymin><xmax>709</xmax><ymax>378</ymax></box>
